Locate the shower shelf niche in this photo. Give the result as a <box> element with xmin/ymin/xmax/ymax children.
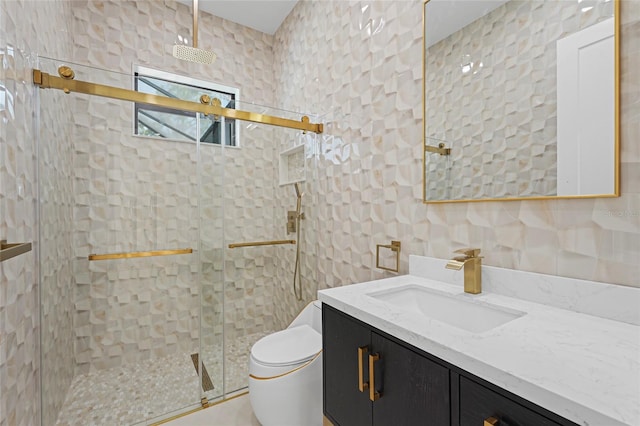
<box><xmin>279</xmin><ymin>144</ymin><xmax>306</xmax><ymax>186</ymax></box>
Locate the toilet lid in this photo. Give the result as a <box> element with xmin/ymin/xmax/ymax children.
<box><xmin>251</xmin><ymin>325</ymin><xmax>322</xmax><ymax>367</ymax></box>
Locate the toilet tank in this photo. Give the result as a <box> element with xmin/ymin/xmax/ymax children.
<box><xmin>288</xmin><ymin>301</ymin><xmax>322</xmax><ymax>334</ymax></box>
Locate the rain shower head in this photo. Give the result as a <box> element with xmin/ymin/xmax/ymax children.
<box><xmin>172</xmin><ymin>45</ymin><xmax>216</xmax><ymax>65</ymax></box>
<box><xmin>173</xmin><ymin>0</ymin><xmax>217</xmax><ymax>65</ymax></box>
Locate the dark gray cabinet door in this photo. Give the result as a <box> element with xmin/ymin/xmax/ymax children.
<box><xmin>459</xmin><ymin>376</ymin><xmax>565</xmax><ymax>426</ymax></box>
<box><xmin>323</xmin><ymin>305</ymin><xmax>372</xmax><ymax>426</ymax></box>
<box><xmin>371</xmin><ymin>332</ymin><xmax>450</xmax><ymax>426</ymax></box>
<box><xmin>323</xmin><ymin>305</ymin><xmax>450</xmax><ymax>426</ymax></box>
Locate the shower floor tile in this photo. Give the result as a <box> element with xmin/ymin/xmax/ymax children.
<box><xmin>223</xmin><ymin>332</ymin><xmax>269</xmax><ymax>394</ymax></box>
<box><xmin>54</xmin><ymin>352</ymin><xmax>201</xmax><ymax>426</ymax></box>
<box><xmin>54</xmin><ymin>331</ymin><xmax>273</xmax><ymax>426</ymax></box>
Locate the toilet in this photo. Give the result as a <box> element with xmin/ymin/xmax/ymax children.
<box><xmin>249</xmin><ymin>301</ymin><xmax>323</xmax><ymax>426</ymax></box>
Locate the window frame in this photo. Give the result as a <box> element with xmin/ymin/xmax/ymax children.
<box><xmin>132</xmin><ymin>65</ymin><xmax>240</xmax><ymax>147</ymax></box>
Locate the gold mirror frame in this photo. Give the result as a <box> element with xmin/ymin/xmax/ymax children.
<box><xmin>422</xmin><ymin>0</ymin><xmax>620</xmax><ymax>204</ymax></box>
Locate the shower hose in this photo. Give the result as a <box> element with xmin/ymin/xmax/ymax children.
<box><xmin>293</xmin><ymin>205</ymin><xmax>303</xmax><ymax>301</ymax></box>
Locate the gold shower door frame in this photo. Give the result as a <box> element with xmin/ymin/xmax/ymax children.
<box><xmin>33</xmin><ymin>68</ymin><xmax>324</xmax><ymax>135</ymax></box>
<box><xmin>35</xmin><ymin>61</ymin><xmax>322</xmax><ymax>424</ymax></box>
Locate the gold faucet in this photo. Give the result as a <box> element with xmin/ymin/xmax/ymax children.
<box><xmin>445</xmin><ymin>248</ymin><xmax>482</xmax><ymax>294</ymax></box>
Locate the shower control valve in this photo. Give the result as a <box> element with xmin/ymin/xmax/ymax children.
<box><xmin>287</xmin><ymin>211</ymin><xmax>297</xmax><ymax>234</ymax></box>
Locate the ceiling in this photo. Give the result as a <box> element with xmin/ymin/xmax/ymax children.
<box><xmin>425</xmin><ymin>0</ymin><xmax>509</xmax><ymax>47</ymax></box>
<box><xmin>178</xmin><ymin>0</ymin><xmax>299</xmax><ymax>35</ymax></box>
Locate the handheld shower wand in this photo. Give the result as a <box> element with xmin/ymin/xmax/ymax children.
<box><xmin>294</xmin><ymin>182</ymin><xmax>304</xmax><ymax>214</ymax></box>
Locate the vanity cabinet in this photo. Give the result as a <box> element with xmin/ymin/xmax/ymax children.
<box><xmin>323</xmin><ymin>303</ymin><xmax>372</xmax><ymax>426</ymax></box>
<box><xmin>323</xmin><ymin>304</ymin><xmax>577</xmax><ymax>426</ymax></box>
<box><xmin>459</xmin><ymin>377</ymin><xmax>561</xmax><ymax>426</ymax></box>
<box><xmin>323</xmin><ymin>305</ymin><xmax>450</xmax><ymax>426</ymax></box>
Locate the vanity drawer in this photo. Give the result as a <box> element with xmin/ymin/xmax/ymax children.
<box><xmin>459</xmin><ymin>376</ymin><xmax>565</xmax><ymax>426</ymax></box>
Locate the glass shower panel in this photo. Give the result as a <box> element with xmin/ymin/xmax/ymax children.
<box><xmin>71</xmin><ymin>103</ymin><xmax>201</xmax><ymax>425</ymax></box>
<box><xmin>37</xmin><ymin>58</ymin><xmax>213</xmax><ymax>426</ymax></box>
<box><xmin>271</xmin><ymin>122</ymin><xmax>320</xmax><ymax>332</ymax></box>
<box><xmin>38</xmin><ymin>82</ymin><xmax>78</xmax><ymax>426</ymax></box>
<box><xmin>197</xmin><ymin>113</ymin><xmax>225</xmax><ymax>402</ymax></box>
<box><xmin>36</xmin><ymin>56</ymin><xmax>322</xmax><ymax>423</ymax></box>
<box><xmin>220</xmin><ymin>107</ymin><xmax>320</xmax><ymax>394</ymax></box>
<box><xmin>221</xmin><ymin>113</ymin><xmax>280</xmax><ymax>394</ymax></box>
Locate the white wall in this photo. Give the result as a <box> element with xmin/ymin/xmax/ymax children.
<box><xmin>272</xmin><ymin>0</ymin><xmax>640</xmax><ymax>327</ymax></box>
<box><xmin>557</xmin><ymin>18</ymin><xmax>616</xmax><ymax>196</ymax></box>
<box><xmin>1</xmin><ymin>1</ymin><xmax>639</xmax><ymax>424</ymax></box>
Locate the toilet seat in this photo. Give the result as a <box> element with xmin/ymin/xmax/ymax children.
<box><xmin>251</xmin><ymin>325</ymin><xmax>321</xmax><ymax>367</ymax></box>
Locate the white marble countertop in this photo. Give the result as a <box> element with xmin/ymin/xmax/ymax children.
<box><xmin>318</xmin><ymin>272</ymin><xmax>640</xmax><ymax>426</ymax></box>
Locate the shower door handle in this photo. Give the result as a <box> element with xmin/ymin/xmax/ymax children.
<box><xmin>357</xmin><ymin>346</ymin><xmax>369</xmax><ymax>392</ymax></box>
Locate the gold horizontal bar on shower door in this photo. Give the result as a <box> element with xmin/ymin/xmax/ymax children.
<box><xmin>424</xmin><ymin>143</ymin><xmax>451</xmax><ymax>156</ymax></box>
<box><xmin>228</xmin><ymin>240</ymin><xmax>296</xmax><ymax>249</ymax></box>
<box><xmin>87</xmin><ymin>248</ymin><xmax>193</xmax><ymax>261</ymax></box>
<box><xmin>0</xmin><ymin>240</ymin><xmax>33</xmax><ymax>262</ymax></box>
<box><xmin>32</xmin><ymin>68</ymin><xmax>323</xmax><ymax>134</ymax></box>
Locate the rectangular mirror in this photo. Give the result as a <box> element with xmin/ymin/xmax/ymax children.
<box><xmin>423</xmin><ymin>0</ymin><xmax>619</xmax><ymax>203</ymax></box>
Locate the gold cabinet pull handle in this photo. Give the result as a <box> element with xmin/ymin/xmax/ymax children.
<box><xmin>484</xmin><ymin>417</ymin><xmax>499</xmax><ymax>426</ymax></box>
<box><xmin>357</xmin><ymin>346</ymin><xmax>369</xmax><ymax>392</ymax></box>
<box><xmin>369</xmin><ymin>353</ymin><xmax>382</xmax><ymax>401</ymax></box>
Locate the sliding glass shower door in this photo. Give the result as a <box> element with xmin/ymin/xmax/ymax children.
<box><xmin>38</xmin><ymin>59</ymin><xmax>224</xmax><ymax>426</ymax></box>
<box><xmin>217</xmin><ymin>108</ymin><xmax>321</xmax><ymax>394</ymax></box>
<box><xmin>37</xmin><ymin>57</ymin><xmax>321</xmax><ymax>426</ymax></box>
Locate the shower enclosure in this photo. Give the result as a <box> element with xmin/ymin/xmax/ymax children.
<box><xmin>37</xmin><ymin>58</ymin><xmax>320</xmax><ymax>425</ymax></box>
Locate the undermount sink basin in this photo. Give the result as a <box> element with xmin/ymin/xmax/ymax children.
<box><xmin>367</xmin><ymin>284</ymin><xmax>525</xmax><ymax>333</ymax></box>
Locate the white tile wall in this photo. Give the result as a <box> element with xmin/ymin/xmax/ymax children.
<box><xmin>1</xmin><ymin>1</ymin><xmax>639</xmax><ymax>425</ymax></box>
<box><xmin>1</xmin><ymin>1</ymin><xmax>74</xmax><ymax>425</ymax></box>
<box><xmin>46</xmin><ymin>0</ymin><xmax>281</xmax><ymax>380</ymax></box>
<box><xmin>272</xmin><ymin>0</ymin><xmax>640</xmax><ymax>327</ymax></box>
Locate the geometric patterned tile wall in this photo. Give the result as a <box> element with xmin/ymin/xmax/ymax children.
<box><xmin>1</xmin><ymin>0</ymin><xmax>286</xmax><ymax>418</ymax></box>
<box><xmin>2</xmin><ymin>3</ymin><xmax>639</xmax><ymax>426</ymax></box>
<box><xmin>273</xmin><ymin>0</ymin><xmax>639</xmax><ymax>332</ymax></box>
<box><xmin>425</xmin><ymin>0</ymin><xmax>612</xmax><ymax>200</ymax></box>
<box><xmin>70</xmin><ymin>123</ymin><xmax>202</xmax><ymax>373</ymax></box>
<box><xmin>0</xmin><ymin>0</ymin><xmax>74</xmax><ymax>425</ymax></box>
<box><xmin>273</xmin><ymin>0</ymin><xmax>427</xmax><ymax>327</ymax></box>
<box><xmin>67</xmin><ymin>0</ymin><xmax>280</xmax><ymax>377</ymax></box>
<box><xmin>271</xmin><ymin>129</ymin><xmax>321</xmax><ymax>331</ymax></box>
<box><xmin>38</xmin><ymin>90</ymin><xmax>76</xmax><ymax>426</ymax></box>
<box><xmin>222</xmin><ymin>125</ymin><xmax>278</xmax><ymax>345</ymax></box>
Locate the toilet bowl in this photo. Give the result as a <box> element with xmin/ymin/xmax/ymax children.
<box><xmin>249</xmin><ymin>301</ymin><xmax>322</xmax><ymax>426</ymax></box>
